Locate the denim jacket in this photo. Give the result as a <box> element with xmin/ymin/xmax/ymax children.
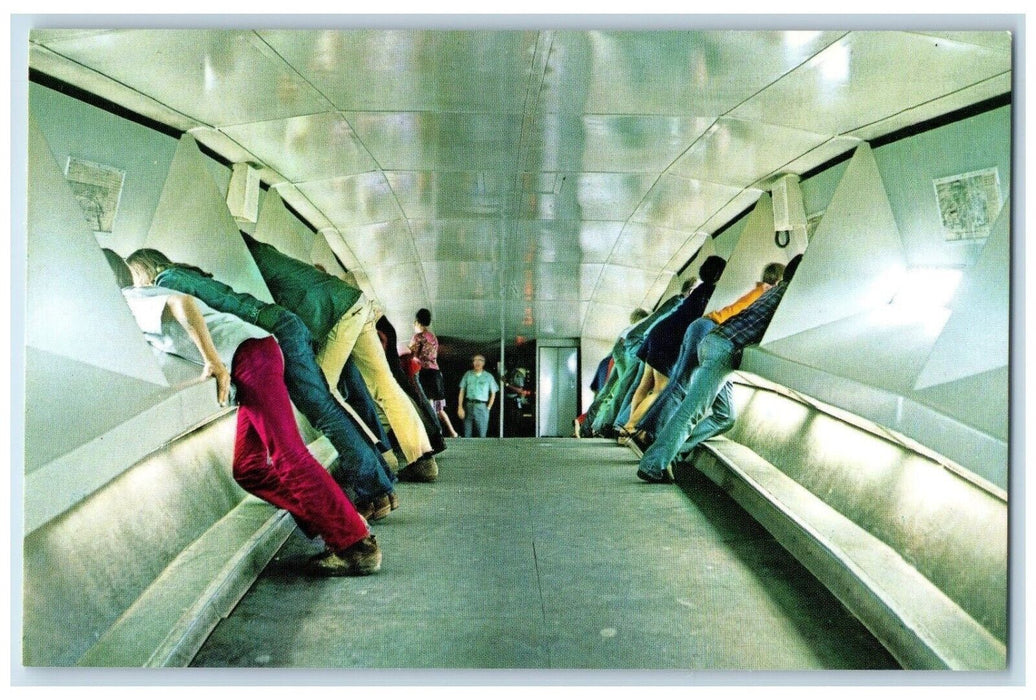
<box><xmin>155</xmin><ymin>267</ymin><xmax>275</xmax><ymax>330</ymax></box>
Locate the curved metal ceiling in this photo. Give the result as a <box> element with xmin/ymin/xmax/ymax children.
<box><xmin>28</xmin><ymin>27</ymin><xmax>1012</xmax><ymax>344</ymax></box>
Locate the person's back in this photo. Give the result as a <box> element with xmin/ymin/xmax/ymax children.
<box><xmin>243</xmin><ymin>232</ymin><xmax>360</xmax><ymax>342</ymax></box>
<box><xmin>127</xmin><ymin>247</ymin><xmax>400</xmax><ymax>516</ymax></box>
<box><xmin>123</xmin><ymin>285</ymin><xmax>266</xmax><ymax>372</ymax></box>
<box><xmin>153</xmin><ymin>264</ymin><xmax>270</xmax><ymax>327</ymax></box>
<box><xmin>245</xmin><ymin>237</ymin><xmax>440</xmax><ymax>480</ymax></box>
<box><xmin>638</xmin><ymin>256</ymin><xmax>725</xmax><ymax>377</ymax></box>
<box><xmin>117</xmin><ymin>273</ymin><xmax>379</xmax><ymax>576</ymax></box>
<box><xmin>411</xmin><ymin>328</ymin><xmax>440</xmax><ymax>372</ymax></box>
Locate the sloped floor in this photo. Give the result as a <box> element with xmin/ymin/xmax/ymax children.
<box><xmin>191</xmin><ymin>438</ymin><xmax>898</xmax><ymax>673</ymax></box>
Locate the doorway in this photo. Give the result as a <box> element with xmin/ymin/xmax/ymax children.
<box><xmin>536</xmin><ymin>340</ymin><xmax>580</xmax><ymax>437</ymax></box>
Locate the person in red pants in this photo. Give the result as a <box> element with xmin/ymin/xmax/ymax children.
<box><xmin>118</xmin><ymin>259</ymin><xmax>380</xmax><ymax>577</ymax></box>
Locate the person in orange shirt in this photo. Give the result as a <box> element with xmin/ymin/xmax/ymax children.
<box><xmin>630</xmin><ymin>261</ymin><xmax>785</xmax><ymax>450</ymax></box>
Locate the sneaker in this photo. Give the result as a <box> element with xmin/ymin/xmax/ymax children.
<box><xmin>632</xmin><ymin>430</ymin><xmax>653</xmax><ymax>452</ymax></box>
<box><xmin>387</xmin><ymin>491</ymin><xmax>400</xmax><ymax>511</ymax></box>
<box><xmin>636</xmin><ymin>465</ymin><xmax>674</xmax><ymax>484</ymax></box>
<box><xmin>398</xmin><ymin>455</ymin><xmax>438</xmax><ymax>482</ymax></box>
<box><xmin>357</xmin><ymin>495</ymin><xmax>392</xmax><ymax>521</ymax></box>
<box><xmin>308</xmin><ymin>535</ymin><xmax>381</xmax><ymax>576</ymax></box>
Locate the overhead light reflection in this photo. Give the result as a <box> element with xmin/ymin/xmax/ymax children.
<box><xmin>783</xmin><ymin>31</ymin><xmax>824</xmax><ymax>51</ymax></box>
<box><xmin>891</xmin><ymin>267</ymin><xmax>963</xmax><ymax>311</ymax></box>
<box><xmin>312</xmin><ymin>31</ymin><xmax>339</xmax><ymax>72</ymax></box>
<box><xmin>881</xmin><ymin>266</ymin><xmax>960</xmax><ymax>333</ymax></box>
<box><xmin>818</xmin><ymin>41</ymin><xmax>851</xmax><ymax>85</ymax></box>
<box><xmin>745</xmin><ymin>390</ymin><xmax>811</xmax><ymax>436</ymax></box>
<box><xmin>692</xmin><ymin>52</ymin><xmax>709</xmax><ymax>85</ymax></box>
<box><xmin>805</xmin><ymin>413</ymin><xmax>903</xmax><ymax>477</ymax></box>
<box><xmin>202</xmin><ymin>54</ymin><xmax>216</xmax><ymax>92</ymax></box>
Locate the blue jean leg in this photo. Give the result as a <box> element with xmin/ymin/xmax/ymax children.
<box><xmin>597</xmin><ymin>361</ymin><xmax>642</xmax><ymax>434</ymax></box>
<box><xmin>637</xmin><ymin>318</ymin><xmax>716</xmax><ymax>436</ymax></box>
<box><xmin>612</xmin><ymin>367</ymin><xmax>638</xmax><ymax>429</ymax></box>
<box><xmin>612</xmin><ymin>360</ymin><xmax>649</xmax><ymax>431</ymax></box>
<box><xmin>638</xmin><ymin>333</ymin><xmax>736</xmax><ymax>478</ymax></box>
<box><xmin>590</xmin><ymin>335</ymin><xmax>644</xmax><ymax>435</ymax></box>
<box><xmin>337</xmin><ymin>357</ymin><xmax>391</xmax><ymax>452</ymax></box>
<box><xmin>582</xmin><ymin>352</ymin><xmax>619</xmax><ymax>430</ymax></box>
<box><xmin>588</xmin><ymin>353</ymin><xmax>628</xmax><ymax>434</ymax></box>
<box><xmin>675</xmin><ymin>379</ymin><xmax>737</xmax><ymax>459</ymax></box>
<box><xmin>269</xmin><ymin>311</ymin><xmax>394</xmax><ymax>502</ymax></box>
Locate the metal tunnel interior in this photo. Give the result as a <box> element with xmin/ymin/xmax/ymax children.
<box><xmin>11</xmin><ymin>15</ymin><xmax>1020</xmax><ymax>688</ymax></box>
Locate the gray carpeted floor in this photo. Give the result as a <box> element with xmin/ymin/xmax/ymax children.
<box><xmin>191</xmin><ymin>437</ymin><xmax>899</xmax><ymax>672</ymax></box>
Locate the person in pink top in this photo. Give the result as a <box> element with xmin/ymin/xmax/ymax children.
<box><xmin>409</xmin><ymin>308</ymin><xmax>459</xmax><ymax>438</ymax></box>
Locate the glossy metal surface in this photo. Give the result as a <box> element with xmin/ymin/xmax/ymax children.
<box><xmin>28</xmin><ymin>27</ymin><xmax>1012</xmax><ymax>343</ymax></box>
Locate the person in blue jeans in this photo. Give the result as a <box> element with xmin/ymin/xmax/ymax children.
<box><xmin>622</xmin><ymin>256</ymin><xmax>725</xmax><ymax>437</ymax></box>
<box><xmin>594</xmin><ymin>278</ymin><xmax>699</xmax><ymax>438</ymax></box>
<box><xmin>632</xmin><ymin>261</ymin><xmax>786</xmax><ymax>449</ymax></box>
<box><xmin>457</xmin><ymin>354</ymin><xmax>499</xmax><ymax>438</ymax></box>
<box><xmin>338</xmin><ymin>357</ymin><xmax>396</xmax><ymax>461</ymax></box>
<box><xmin>588</xmin><ymin>301</ymin><xmax>675</xmax><ymax>437</ymax></box>
<box><xmin>637</xmin><ymin>254</ymin><xmax>802</xmax><ymax>483</ymax></box>
<box><xmin>125</xmin><ymin>249</ymin><xmax>398</xmax><ymax>520</ymax></box>
<box><xmin>582</xmin><ymin>308</ymin><xmax>648</xmax><ymax>437</ymax></box>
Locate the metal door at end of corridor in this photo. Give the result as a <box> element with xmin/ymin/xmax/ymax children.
<box><xmin>536</xmin><ymin>342</ymin><xmax>579</xmax><ymax>437</ymax></box>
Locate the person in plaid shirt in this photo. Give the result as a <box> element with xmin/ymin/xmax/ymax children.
<box><xmin>637</xmin><ymin>254</ymin><xmax>803</xmax><ymax>483</ymax></box>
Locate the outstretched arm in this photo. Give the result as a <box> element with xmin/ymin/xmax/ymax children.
<box><xmin>165</xmin><ymin>293</ymin><xmax>231</xmax><ymax>406</ymax></box>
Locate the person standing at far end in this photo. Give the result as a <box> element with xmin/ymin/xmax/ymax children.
<box><xmin>457</xmin><ymin>354</ymin><xmax>499</xmax><ymax>438</ymax></box>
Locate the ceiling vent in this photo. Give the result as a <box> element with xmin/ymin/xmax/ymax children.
<box><xmin>227</xmin><ymin>162</ymin><xmax>260</xmax><ymax>224</ymax></box>
<box><xmin>772</xmin><ymin>173</ymin><xmax>807</xmax><ymax>232</ymax></box>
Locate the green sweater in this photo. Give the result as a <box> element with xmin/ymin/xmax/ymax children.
<box><xmin>243</xmin><ymin>232</ymin><xmax>362</xmax><ymax>342</ymax></box>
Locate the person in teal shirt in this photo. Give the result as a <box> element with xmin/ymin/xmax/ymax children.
<box><xmin>457</xmin><ymin>354</ymin><xmax>499</xmax><ymax>438</ymax></box>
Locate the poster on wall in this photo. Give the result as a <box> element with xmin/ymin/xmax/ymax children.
<box><xmin>64</xmin><ymin>156</ymin><xmax>125</xmax><ymax>233</ymax></box>
<box><xmin>933</xmin><ymin>167</ymin><xmax>1002</xmax><ymax>242</ymax></box>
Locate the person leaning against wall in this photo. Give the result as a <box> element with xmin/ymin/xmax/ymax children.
<box><xmin>637</xmin><ymin>254</ymin><xmax>803</xmax><ymax>484</ymax></box>
<box><xmin>110</xmin><ymin>251</ymin><xmax>380</xmax><ymax>576</ymax></box>
<box><xmin>123</xmin><ymin>248</ymin><xmax>400</xmax><ymax>520</ymax></box>
<box><xmin>621</xmin><ymin>256</ymin><xmax>726</xmax><ymax>440</ymax></box>
<box><xmin>457</xmin><ymin>354</ymin><xmax>500</xmax><ymax>438</ymax></box>
<box><xmin>630</xmin><ymin>260</ymin><xmax>786</xmax><ymax>451</ymax></box>
<box><xmin>241</xmin><ymin>233</ymin><xmax>439</xmax><ymax>483</ymax></box>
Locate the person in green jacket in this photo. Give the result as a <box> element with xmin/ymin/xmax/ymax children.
<box><xmin>242</xmin><ymin>232</ymin><xmax>438</xmax><ymax>482</ymax></box>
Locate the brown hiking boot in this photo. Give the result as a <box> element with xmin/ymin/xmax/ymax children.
<box><xmin>387</xmin><ymin>491</ymin><xmax>400</xmax><ymax>510</ymax></box>
<box><xmin>308</xmin><ymin>535</ymin><xmax>381</xmax><ymax>576</ymax></box>
<box><xmin>397</xmin><ymin>455</ymin><xmax>438</xmax><ymax>482</ymax></box>
<box><xmin>357</xmin><ymin>495</ymin><xmax>392</xmax><ymax>522</ymax></box>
